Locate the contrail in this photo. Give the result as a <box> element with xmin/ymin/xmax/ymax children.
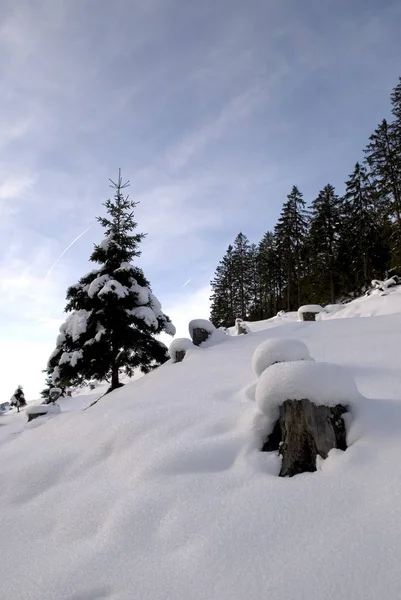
<box><xmin>182</xmin><ymin>278</ymin><xmax>191</xmax><ymax>288</ymax></box>
<box><xmin>44</xmin><ymin>225</ymin><xmax>92</xmax><ymax>283</ymax></box>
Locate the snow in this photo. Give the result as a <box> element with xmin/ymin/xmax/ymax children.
<box><xmin>252</xmin><ymin>338</ymin><xmax>311</xmax><ymax>377</ymax></box>
<box><xmin>60</xmin><ymin>309</ymin><xmax>91</xmax><ymax>342</ymax></box>
<box><xmin>169</xmin><ymin>338</ymin><xmax>196</xmax><ymax>362</ymax></box>
<box><xmin>87</xmin><ymin>274</ymin><xmax>110</xmax><ymax>298</ymax></box>
<box><xmin>320</xmin><ymin>285</ymin><xmax>401</xmax><ymax>319</ymax></box>
<box><xmin>255</xmin><ymin>360</ymin><xmax>360</xmax><ymax>422</ymax></box>
<box><xmin>98</xmin><ymin>279</ymin><xmax>130</xmax><ymax>298</ymax></box>
<box><xmin>133</xmin><ymin>281</ymin><xmax>150</xmax><ymax>305</ymax></box>
<box><xmin>235</xmin><ymin>318</ymin><xmax>250</xmax><ymax>334</ymax></box>
<box><xmin>188</xmin><ymin>318</ymin><xmax>216</xmax><ymax>336</ymax></box>
<box><xmin>131</xmin><ymin>305</ymin><xmax>158</xmax><ymax>328</ymax></box>
<box><xmin>25</xmin><ymin>403</ymin><xmax>61</xmax><ymax>416</ymax></box>
<box><xmin>298</xmin><ymin>304</ymin><xmax>324</xmax><ymax>319</ymax></box>
<box><xmin>2</xmin><ymin>289</ymin><xmax>401</xmax><ymax>599</ymax></box>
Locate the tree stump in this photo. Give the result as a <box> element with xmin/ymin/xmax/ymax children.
<box><xmin>262</xmin><ymin>399</ymin><xmax>347</xmax><ymax>477</ymax></box>
<box><xmin>191</xmin><ymin>327</ymin><xmax>210</xmax><ymax>346</ymax></box>
<box><xmin>27</xmin><ymin>412</ymin><xmax>48</xmax><ymax>422</ymax></box>
<box><xmin>174</xmin><ymin>350</ymin><xmax>186</xmax><ymax>363</ymax></box>
<box><xmin>300</xmin><ymin>312</ymin><xmax>318</xmax><ymax>321</ymax></box>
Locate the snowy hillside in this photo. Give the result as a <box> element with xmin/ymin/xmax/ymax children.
<box><xmin>2</xmin><ymin>288</ymin><xmax>401</xmax><ymax>599</ymax></box>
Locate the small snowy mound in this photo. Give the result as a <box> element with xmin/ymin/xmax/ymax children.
<box><xmin>169</xmin><ymin>338</ymin><xmax>196</xmax><ymax>362</ymax></box>
<box><xmin>235</xmin><ymin>318</ymin><xmax>250</xmax><ymax>335</ymax></box>
<box><xmin>298</xmin><ymin>304</ymin><xmax>324</xmax><ymax>320</ymax></box>
<box><xmin>324</xmin><ymin>304</ymin><xmax>344</xmax><ymax>313</ymax></box>
<box><xmin>255</xmin><ymin>361</ymin><xmax>359</xmax><ymax>420</ymax></box>
<box><xmin>26</xmin><ymin>403</ymin><xmax>61</xmax><ymax>417</ymax></box>
<box><xmin>252</xmin><ymin>338</ymin><xmax>311</xmax><ymax>377</ymax></box>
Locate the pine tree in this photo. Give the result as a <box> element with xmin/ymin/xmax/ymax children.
<box><xmin>338</xmin><ymin>163</ymin><xmax>386</xmax><ymax>291</ymax></box>
<box><xmin>365</xmin><ymin>119</ymin><xmax>401</xmax><ymax>264</ymax></box>
<box><xmin>308</xmin><ymin>184</ymin><xmax>342</xmax><ymax>303</ymax></box>
<box><xmin>275</xmin><ymin>186</ymin><xmax>308</xmax><ymax>310</ymax></box>
<box><xmin>47</xmin><ymin>171</ymin><xmax>175</xmax><ymax>392</ymax></box>
<box><xmin>210</xmin><ymin>245</ymin><xmax>235</xmax><ymax>328</ymax></box>
<box><xmin>231</xmin><ymin>232</ymin><xmax>252</xmax><ymax>319</ymax></box>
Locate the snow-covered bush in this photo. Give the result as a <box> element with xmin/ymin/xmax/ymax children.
<box><xmin>255</xmin><ymin>361</ymin><xmax>359</xmax><ymax>422</ymax></box>
<box><xmin>297</xmin><ymin>304</ymin><xmax>324</xmax><ymax>321</ymax></box>
<box><xmin>169</xmin><ymin>338</ymin><xmax>196</xmax><ymax>363</ymax></box>
<box><xmin>235</xmin><ymin>318</ymin><xmax>250</xmax><ymax>335</ymax></box>
<box><xmin>252</xmin><ymin>338</ymin><xmax>312</xmax><ymax>378</ymax></box>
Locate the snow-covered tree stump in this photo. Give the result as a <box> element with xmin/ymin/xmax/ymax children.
<box><xmin>191</xmin><ymin>328</ymin><xmax>210</xmax><ymax>346</ymax></box>
<box><xmin>27</xmin><ymin>411</ymin><xmax>49</xmax><ymax>423</ymax></box>
<box><xmin>262</xmin><ymin>399</ymin><xmax>347</xmax><ymax>477</ymax></box>
<box><xmin>188</xmin><ymin>319</ymin><xmax>216</xmax><ymax>347</ymax></box>
<box><xmin>298</xmin><ymin>305</ymin><xmax>324</xmax><ymax>322</ymax></box>
<box><xmin>255</xmin><ymin>361</ymin><xmax>357</xmax><ymax>477</ymax></box>
<box><xmin>235</xmin><ymin>318</ymin><xmax>250</xmax><ymax>335</ymax></box>
<box><xmin>175</xmin><ymin>350</ymin><xmax>186</xmax><ymax>363</ymax></box>
<box><xmin>26</xmin><ymin>403</ymin><xmax>61</xmax><ymax>423</ymax></box>
<box><xmin>169</xmin><ymin>338</ymin><xmax>195</xmax><ymax>363</ymax></box>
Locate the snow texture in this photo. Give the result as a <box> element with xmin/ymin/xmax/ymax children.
<box><xmin>255</xmin><ymin>360</ymin><xmax>359</xmax><ymax>419</ymax></box>
<box><xmin>60</xmin><ymin>309</ymin><xmax>91</xmax><ymax>341</ymax></box>
<box><xmin>235</xmin><ymin>318</ymin><xmax>250</xmax><ymax>334</ymax></box>
<box><xmin>131</xmin><ymin>306</ymin><xmax>158</xmax><ymax>328</ymax></box>
<box><xmin>169</xmin><ymin>338</ymin><xmax>196</xmax><ymax>362</ymax></box>
<box><xmin>2</xmin><ymin>287</ymin><xmax>401</xmax><ymax>600</ymax></box>
<box><xmin>252</xmin><ymin>338</ymin><xmax>311</xmax><ymax>377</ymax></box>
<box><xmin>98</xmin><ymin>279</ymin><xmax>130</xmax><ymax>298</ymax></box>
<box><xmin>87</xmin><ymin>274</ymin><xmax>110</xmax><ymax>298</ymax></box>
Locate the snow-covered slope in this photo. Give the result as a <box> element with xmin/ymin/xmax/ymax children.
<box><xmin>2</xmin><ymin>291</ymin><xmax>401</xmax><ymax>600</ymax></box>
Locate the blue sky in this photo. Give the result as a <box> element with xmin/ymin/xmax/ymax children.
<box><xmin>1</xmin><ymin>0</ymin><xmax>400</xmax><ymax>398</ymax></box>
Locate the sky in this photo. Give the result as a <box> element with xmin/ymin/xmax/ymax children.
<box><xmin>1</xmin><ymin>0</ymin><xmax>401</xmax><ymax>399</ymax></box>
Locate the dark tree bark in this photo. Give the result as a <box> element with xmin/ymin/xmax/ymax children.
<box><xmin>300</xmin><ymin>311</ymin><xmax>318</xmax><ymax>321</ymax></box>
<box><xmin>262</xmin><ymin>399</ymin><xmax>347</xmax><ymax>477</ymax></box>
<box><xmin>174</xmin><ymin>350</ymin><xmax>186</xmax><ymax>363</ymax></box>
<box><xmin>191</xmin><ymin>328</ymin><xmax>210</xmax><ymax>346</ymax></box>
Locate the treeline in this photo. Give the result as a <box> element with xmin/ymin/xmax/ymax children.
<box><xmin>210</xmin><ymin>77</ymin><xmax>401</xmax><ymax>328</ymax></box>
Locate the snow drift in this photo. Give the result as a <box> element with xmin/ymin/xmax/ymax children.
<box><xmin>1</xmin><ymin>289</ymin><xmax>401</xmax><ymax>599</ymax></box>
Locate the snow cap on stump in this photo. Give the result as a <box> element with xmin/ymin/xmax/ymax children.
<box><xmin>188</xmin><ymin>319</ymin><xmax>215</xmax><ymax>346</ymax></box>
<box><xmin>169</xmin><ymin>338</ymin><xmax>196</xmax><ymax>363</ymax></box>
<box><xmin>252</xmin><ymin>338</ymin><xmax>312</xmax><ymax>378</ymax></box>
<box><xmin>255</xmin><ymin>360</ymin><xmax>359</xmax><ymax>420</ymax></box>
<box><xmin>298</xmin><ymin>305</ymin><xmax>324</xmax><ymax>321</ymax></box>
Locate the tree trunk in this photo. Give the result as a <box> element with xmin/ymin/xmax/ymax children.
<box><xmin>262</xmin><ymin>399</ymin><xmax>347</xmax><ymax>477</ymax></box>
<box><xmin>110</xmin><ymin>366</ymin><xmax>120</xmax><ymax>391</ymax></box>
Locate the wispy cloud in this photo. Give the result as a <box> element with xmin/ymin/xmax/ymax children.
<box><xmin>167</xmin><ymin>84</ymin><xmax>268</xmax><ymax>170</ymax></box>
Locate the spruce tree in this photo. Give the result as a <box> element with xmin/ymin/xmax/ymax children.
<box><xmin>210</xmin><ymin>245</ymin><xmax>235</xmax><ymax>328</ymax></box>
<box><xmin>47</xmin><ymin>171</ymin><xmax>175</xmax><ymax>392</ymax></box>
<box><xmin>365</xmin><ymin>119</ymin><xmax>401</xmax><ymax>263</ymax></box>
<box><xmin>275</xmin><ymin>186</ymin><xmax>308</xmax><ymax>310</ymax></box>
<box><xmin>231</xmin><ymin>232</ymin><xmax>252</xmax><ymax>319</ymax></box>
<box><xmin>308</xmin><ymin>184</ymin><xmax>342</xmax><ymax>303</ymax></box>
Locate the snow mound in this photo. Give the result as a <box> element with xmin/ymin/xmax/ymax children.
<box><xmin>252</xmin><ymin>338</ymin><xmax>312</xmax><ymax>377</ymax></box>
<box><xmin>298</xmin><ymin>304</ymin><xmax>324</xmax><ymax>319</ymax></box>
<box><xmin>235</xmin><ymin>318</ymin><xmax>250</xmax><ymax>335</ymax></box>
<box><xmin>323</xmin><ymin>303</ymin><xmax>344</xmax><ymax>313</ymax></box>
<box><xmin>256</xmin><ymin>360</ymin><xmax>360</xmax><ymax>420</ymax></box>
<box><xmin>169</xmin><ymin>338</ymin><xmax>196</xmax><ymax>362</ymax></box>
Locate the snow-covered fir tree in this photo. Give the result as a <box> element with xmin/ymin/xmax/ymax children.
<box><xmin>47</xmin><ymin>171</ymin><xmax>175</xmax><ymax>392</ymax></box>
